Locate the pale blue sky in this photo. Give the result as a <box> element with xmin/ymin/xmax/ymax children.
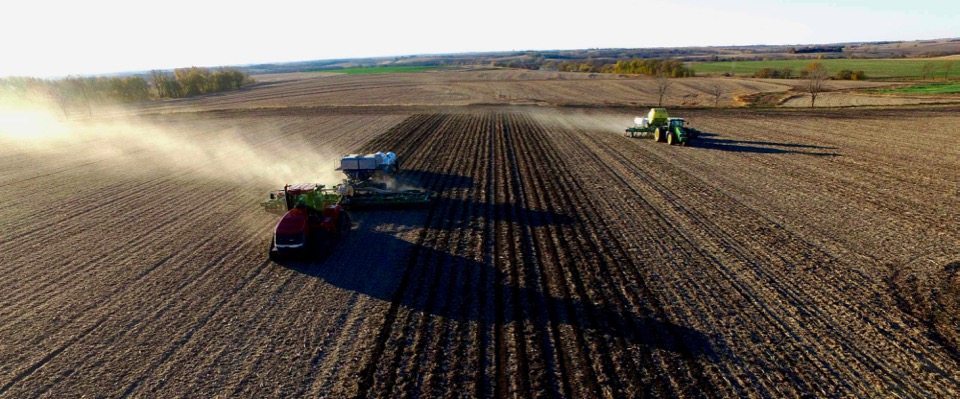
<box><xmin>1</xmin><ymin>0</ymin><xmax>956</xmax><ymax>77</ymax></box>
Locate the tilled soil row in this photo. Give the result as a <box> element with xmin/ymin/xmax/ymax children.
<box><xmin>2</xmin><ymin>108</ymin><xmax>957</xmax><ymax>398</ymax></box>
<box><xmin>346</xmin><ymin>112</ymin><xmax>723</xmax><ymax>398</ymax></box>
<box><xmin>547</xmin><ymin>119</ymin><xmax>960</xmax><ymax>397</ymax></box>
<box><xmin>0</xmin><ymin>111</ymin><xmax>410</xmax><ymax>397</ymax></box>
<box><xmin>347</xmin><ymin>111</ymin><xmax>959</xmax><ymax>398</ymax></box>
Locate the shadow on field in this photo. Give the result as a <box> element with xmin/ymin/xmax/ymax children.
<box><xmin>690</xmin><ymin>131</ymin><xmax>839</xmax><ymax>156</ymax></box>
<box><xmin>273</xmin><ymin>208</ymin><xmax>714</xmax><ymax>360</ymax></box>
<box><xmin>394</xmin><ymin>169</ymin><xmax>476</xmax><ymax>190</ymax></box>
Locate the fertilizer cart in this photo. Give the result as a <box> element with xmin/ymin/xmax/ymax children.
<box><xmin>335</xmin><ymin>151</ymin><xmax>432</xmax><ymax>209</ymax></box>
<box><xmin>625</xmin><ymin>108</ymin><xmax>700</xmax><ymax>145</ymax></box>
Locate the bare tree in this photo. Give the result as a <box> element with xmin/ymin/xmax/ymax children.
<box><xmin>921</xmin><ymin>62</ymin><xmax>936</xmax><ymax>80</ymax></box>
<box><xmin>709</xmin><ymin>84</ymin><xmax>723</xmax><ymax>107</ymax></box>
<box><xmin>655</xmin><ymin>74</ymin><xmax>671</xmax><ymax>107</ymax></box>
<box><xmin>803</xmin><ymin>62</ymin><xmax>828</xmax><ymax>108</ymax></box>
<box><xmin>67</xmin><ymin>77</ymin><xmax>92</xmax><ymax>116</ymax></box>
<box><xmin>150</xmin><ymin>70</ymin><xmax>167</xmax><ymax>97</ymax></box>
<box><xmin>47</xmin><ymin>85</ymin><xmax>70</xmax><ymax>118</ymax></box>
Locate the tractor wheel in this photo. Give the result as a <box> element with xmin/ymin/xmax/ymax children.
<box><xmin>667</xmin><ymin>132</ymin><xmax>675</xmax><ymax>145</ymax></box>
<box><xmin>654</xmin><ymin>128</ymin><xmax>662</xmax><ymax>142</ymax></box>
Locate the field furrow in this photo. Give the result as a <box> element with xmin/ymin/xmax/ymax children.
<box><xmin>2</xmin><ymin>101</ymin><xmax>957</xmax><ymax>398</ymax></box>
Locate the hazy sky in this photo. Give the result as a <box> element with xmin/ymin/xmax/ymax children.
<box><xmin>1</xmin><ymin>0</ymin><xmax>957</xmax><ymax>77</ymax></box>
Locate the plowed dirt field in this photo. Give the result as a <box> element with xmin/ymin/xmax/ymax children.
<box><xmin>1</xmin><ymin>93</ymin><xmax>958</xmax><ymax>396</ymax></box>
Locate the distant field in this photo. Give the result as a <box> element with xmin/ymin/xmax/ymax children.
<box><xmin>875</xmin><ymin>81</ymin><xmax>960</xmax><ymax>94</ymax></box>
<box><xmin>690</xmin><ymin>59</ymin><xmax>955</xmax><ymax>79</ymax></box>
<box><xmin>317</xmin><ymin>65</ymin><xmax>441</xmax><ymax>75</ymax></box>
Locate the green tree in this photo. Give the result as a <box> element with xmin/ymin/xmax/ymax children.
<box><xmin>174</xmin><ymin>67</ymin><xmax>210</xmax><ymax>96</ymax></box>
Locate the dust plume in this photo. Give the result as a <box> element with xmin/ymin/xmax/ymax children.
<box><xmin>0</xmin><ymin>96</ymin><xmax>342</xmax><ymax>188</ymax></box>
<box><xmin>524</xmin><ymin>108</ymin><xmax>630</xmax><ymax>135</ymax></box>
<box><xmin>377</xmin><ymin>175</ymin><xmax>421</xmax><ymax>192</ymax></box>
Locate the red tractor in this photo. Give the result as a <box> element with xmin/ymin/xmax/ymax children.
<box><xmin>263</xmin><ymin>183</ymin><xmax>350</xmax><ymax>260</ymax></box>
<box><xmin>261</xmin><ymin>151</ymin><xmax>431</xmax><ymax>261</ymax></box>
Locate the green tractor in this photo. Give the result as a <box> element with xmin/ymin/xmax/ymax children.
<box><xmin>625</xmin><ymin>108</ymin><xmax>700</xmax><ymax>146</ymax></box>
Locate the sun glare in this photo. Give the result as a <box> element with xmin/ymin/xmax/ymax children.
<box><xmin>0</xmin><ymin>101</ymin><xmax>73</xmax><ymax>143</ymax></box>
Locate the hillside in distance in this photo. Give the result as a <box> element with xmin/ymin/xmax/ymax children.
<box><xmin>237</xmin><ymin>38</ymin><xmax>960</xmax><ymax>74</ymax></box>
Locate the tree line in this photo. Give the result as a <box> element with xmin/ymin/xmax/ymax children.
<box><xmin>920</xmin><ymin>61</ymin><xmax>955</xmax><ymax>80</ymax></box>
<box><xmin>150</xmin><ymin>67</ymin><xmax>249</xmax><ymax>98</ymax></box>
<box><xmin>0</xmin><ymin>67</ymin><xmax>251</xmax><ymax>110</ymax></box>
<box><xmin>1</xmin><ymin>75</ymin><xmax>152</xmax><ymax>104</ymax></box>
<box><xmin>492</xmin><ymin>58</ymin><xmax>696</xmax><ymax>77</ymax></box>
<box><xmin>753</xmin><ymin>67</ymin><xmax>867</xmax><ymax>80</ymax></box>
<box><xmin>535</xmin><ymin>58</ymin><xmax>696</xmax><ymax>77</ymax></box>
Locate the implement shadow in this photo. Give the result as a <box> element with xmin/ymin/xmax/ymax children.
<box><xmin>430</xmin><ymin>197</ymin><xmax>575</xmax><ymax>227</ymax></box>
<box><xmin>383</xmin><ymin>169</ymin><xmax>572</xmax><ymax>226</ymax></box>
<box><xmin>690</xmin><ymin>131</ymin><xmax>839</xmax><ymax>156</ymax></box>
<box><xmin>274</xmin><ymin>205</ymin><xmax>713</xmax><ymax>360</ymax></box>
<box><xmin>394</xmin><ymin>169</ymin><xmax>475</xmax><ymax>190</ymax></box>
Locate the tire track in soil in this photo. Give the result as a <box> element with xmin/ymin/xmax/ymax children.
<box><xmin>556</xmin><ymin>128</ymin><xmax>832</xmax><ymax>394</ymax></box>
<box><xmin>6</xmin><ymin>106</ymin><xmax>957</xmax><ymax>397</ymax></box>
<box><xmin>546</xmin><ymin>125</ymin><xmax>820</xmax><ymax>397</ymax></box>
<box><xmin>353</xmin><ymin>112</ymin><xmax>718</xmax><ymax>397</ymax></box>
<box><xmin>0</xmin><ymin>184</ymin><xmax>248</xmax><ymax>326</ymax></box>
<box><xmin>393</xmin><ymin>114</ymin><xmax>473</xmax><ymax>397</ymax></box>
<box><xmin>503</xmin><ymin>114</ymin><xmax>588</xmax><ymax>398</ymax></box>
<box><xmin>361</xmin><ymin>113</ymin><xmax>510</xmax><ymax>396</ymax></box>
<box><xmin>0</xmin><ymin>189</ymin><xmax>254</xmax><ymax>368</ymax></box>
<box><xmin>547</xmin><ymin>119</ymin><xmax>960</xmax><ymax>396</ymax></box>
<box><xmin>350</xmin><ymin>114</ymin><xmax>464</xmax><ymax>397</ymax></box>
<box><xmin>111</xmin><ymin>116</ymin><xmax>412</xmax><ymax>398</ymax></box>
<box><xmin>0</xmin><ymin>112</ymin><xmax>408</xmax><ymax>397</ymax></box>
<box><xmin>602</xmin><ymin>135</ymin><xmax>960</xmax><ymax>395</ymax></box>
<box><xmin>0</xmin><ymin>192</ymin><xmax>250</xmax><ymax>363</ymax></box>
<box><xmin>0</xmin><ymin>218</ymin><xmax>272</xmax><ymax>397</ymax></box>
<box><xmin>384</xmin><ymin>116</ymin><xmax>476</xmax><ymax>396</ymax></box>
<box><xmin>413</xmin><ymin>114</ymin><xmax>482</xmax><ymax>397</ymax></box>
<box><xmin>585</xmin><ymin>128</ymin><xmax>882</xmax><ymax>395</ymax></box>
<box><xmin>516</xmin><ymin>113</ymin><xmax>715</xmax><ymax>398</ymax></box>
<box><xmin>512</xmin><ymin>114</ymin><xmax>657</xmax><ymax>397</ymax></box>
<box><xmin>0</xmin><ymin>114</ymin><xmax>399</xmax><ymax>316</ymax></box>
<box><xmin>0</xmin><ymin>124</ymin><xmax>308</xmax><ymax>322</ymax></box>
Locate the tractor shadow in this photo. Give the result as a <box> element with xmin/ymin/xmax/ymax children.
<box><xmin>274</xmin><ymin>205</ymin><xmax>714</xmax><ymax>360</ymax></box>
<box><xmin>689</xmin><ymin>131</ymin><xmax>839</xmax><ymax>156</ymax></box>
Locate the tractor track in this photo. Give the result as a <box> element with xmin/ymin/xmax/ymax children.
<box><xmin>350</xmin><ymin>114</ymin><xmax>463</xmax><ymax>397</ymax></box>
<box><xmin>0</xmin><ymin>111</ymin><xmax>410</xmax><ymax>397</ymax></box>
<box><xmin>552</xmin><ymin>120</ymin><xmax>960</xmax><ymax>396</ymax></box>
<box><xmin>2</xmin><ymin>105</ymin><xmax>958</xmax><ymax>398</ymax></box>
<box><xmin>579</xmin><ymin>132</ymin><xmax>862</xmax><ymax>395</ymax></box>
<box><xmin>0</xmin><ymin>115</ymin><xmax>397</xmax><ymax>305</ymax></box>
<box><xmin>1</xmin><ymin>221</ymin><xmax>273</xmax><ymax>397</ymax></box>
<box><xmin>0</xmin><ymin>149</ymin><xmax>291</xmax><ymax>321</ymax></box>
<box><xmin>519</xmin><ymin>114</ymin><xmax>714</xmax><ymax>397</ymax></box>
<box><xmin>351</xmin><ymin>112</ymin><xmax>720</xmax><ymax>397</ymax></box>
<box><xmin>580</xmin><ymin>131</ymin><xmax>880</xmax><ymax>394</ymax></box>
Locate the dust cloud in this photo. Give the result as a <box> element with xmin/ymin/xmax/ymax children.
<box><xmin>524</xmin><ymin>108</ymin><xmax>629</xmax><ymax>135</ymax></box>
<box><xmin>0</xmin><ymin>96</ymin><xmax>342</xmax><ymax>187</ymax></box>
